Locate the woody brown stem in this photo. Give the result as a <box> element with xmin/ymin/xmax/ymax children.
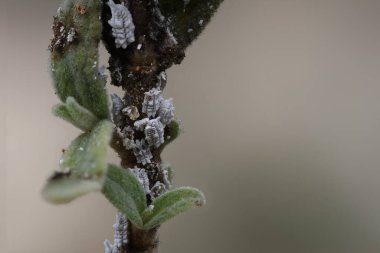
<box><xmin>103</xmin><ymin>1</ymin><xmax>186</xmax><ymax>252</ymax></box>
<box><xmin>122</xmin><ymin>222</ymin><xmax>159</xmax><ymax>253</ymax></box>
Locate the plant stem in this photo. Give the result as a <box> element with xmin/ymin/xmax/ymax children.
<box><xmin>124</xmin><ymin>222</ymin><xmax>159</xmax><ymax>253</ymax></box>
<box><xmin>103</xmin><ymin>0</ymin><xmax>186</xmax><ymax>251</ymax></box>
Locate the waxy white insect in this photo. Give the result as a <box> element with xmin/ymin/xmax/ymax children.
<box><xmin>150</xmin><ymin>181</ymin><xmax>167</xmax><ymax>199</ymax></box>
<box><xmin>158</xmin><ymin>98</ymin><xmax>175</xmax><ymax>126</ymax></box>
<box><xmin>145</xmin><ymin>118</ymin><xmax>165</xmax><ymax>148</ymax></box>
<box><xmin>104</xmin><ymin>212</ymin><xmax>128</xmax><ymax>253</ymax></box>
<box><xmin>122</xmin><ymin>126</ymin><xmax>135</xmax><ymax>150</ymax></box>
<box><xmin>107</xmin><ymin>0</ymin><xmax>135</xmax><ymax>49</ymax></box>
<box><xmin>130</xmin><ymin>167</ymin><xmax>151</xmax><ymax>194</ymax></box>
<box><xmin>67</xmin><ymin>28</ymin><xmax>76</xmax><ymax>43</ymax></box>
<box><xmin>142</xmin><ymin>88</ymin><xmax>163</xmax><ymax>118</ymax></box>
<box><xmin>134</xmin><ymin>118</ymin><xmax>150</xmax><ymax>131</ymax></box>
<box><xmin>132</xmin><ymin>139</ymin><xmax>153</xmax><ymax>165</ymax></box>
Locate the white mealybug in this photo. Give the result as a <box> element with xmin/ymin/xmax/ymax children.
<box><xmin>66</xmin><ymin>28</ymin><xmax>76</xmax><ymax>43</ymax></box>
<box><xmin>104</xmin><ymin>212</ymin><xmax>128</xmax><ymax>253</ymax></box>
<box><xmin>57</xmin><ymin>7</ymin><xmax>63</xmax><ymax>15</ymax></box>
<box><xmin>134</xmin><ymin>118</ymin><xmax>150</xmax><ymax>131</ymax></box>
<box><xmin>158</xmin><ymin>98</ymin><xmax>175</xmax><ymax>125</ymax></box>
<box><xmin>122</xmin><ymin>126</ymin><xmax>135</xmax><ymax>150</ymax></box>
<box><xmin>103</xmin><ymin>240</ymin><xmax>114</xmax><ymax>253</ymax></box>
<box><xmin>113</xmin><ymin>212</ymin><xmax>128</xmax><ymax>248</ymax></box>
<box><xmin>165</xmin><ymin>27</ymin><xmax>178</xmax><ymax>45</ymax></box>
<box><xmin>145</xmin><ymin>118</ymin><xmax>165</xmax><ymax>148</ymax></box>
<box><xmin>142</xmin><ymin>88</ymin><xmax>163</xmax><ymax>118</ymax></box>
<box><xmin>161</xmin><ymin>165</ymin><xmax>172</xmax><ymax>189</ymax></box>
<box><xmin>107</xmin><ymin>0</ymin><xmax>135</xmax><ymax>49</ymax></box>
<box><xmin>157</xmin><ymin>71</ymin><xmax>167</xmax><ymax>89</ymax></box>
<box><xmin>130</xmin><ymin>167</ymin><xmax>151</xmax><ymax>194</ymax></box>
<box><xmin>150</xmin><ymin>181</ymin><xmax>167</xmax><ymax>199</ymax></box>
<box><xmin>133</xmin><ymin>139</ymin><xmax>153</xmax><ymax>165</ymax></box>
<box><xmin>147</xmin><ymin>205</ymin><xmax>155</xmax><ymax>212</ymax></box>
<box><xmin>111</xmin><ymin>94</ymin><xmax>125</xmax><ymax>128</ymax></box>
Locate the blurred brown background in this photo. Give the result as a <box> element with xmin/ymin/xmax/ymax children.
<box><xmin>2</xmin><ymin>0</ymin><xmax>380</xmax><ymax>252</ymax></box>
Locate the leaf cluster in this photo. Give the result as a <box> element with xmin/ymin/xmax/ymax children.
<box><xmin>43</xmin><ymin>0</ymin><xmax>220</xmax><ymax>231</ymax></box>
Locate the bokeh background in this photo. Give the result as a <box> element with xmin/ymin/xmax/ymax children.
<box><xmin>2</xmin><ymin>0</ymin><xmax>380</xmax><ymax>252</ymax></box>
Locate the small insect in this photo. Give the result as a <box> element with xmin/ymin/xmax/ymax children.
<box><xmin>107</xmin><ymin>0</ymin><xmax>135</xmax><ymax>49</ymax></box>
<box><xmin>160</xmin><ymin>166</ymin><xmax>172</xmax><ymax>189</ymax></box>
<box><xmin>134</xmin><ymin>118</ymin><xmax>149</xmax><ymax>131</ymax></box>
<box><xmin>150</xmin><ymin>181</ymin><xmax>167</xmax><ymax>199</ymax></box>
<box><xmin>158</xmin><ymin>98</ymin><xmax>175</xmax><ymax>125</ymax></box>
<box><xmin>104</xmin><ymin>212</ymin><xmax>128</xmax><ymax>253</ymax></box>
<box><xmin>122</xmin><ymin>126</ymin><xmax>135</xmax><ymax>150</ymax></box>
<box><xmin>130</xmin><ymin>167</ymin><xmax>151</xmax><ymax>194</ymax></box>
<box><xmin>132</xmin><ymin>139</ymin><xmax>153</xmax><ymax>165</ymax></box>
<box><xmin>157</xmin><ymin>71</ymin><xmax>167</xmax><ymax>89</ymax></box>
<box><xmin>111</xmin><ymin>94</ymin><xmax>125</xmax><ymax>128</ymax></box>
<box><xmin>142</xmin><ymin>88</ymin><xmax>163</xmax><ymax>118</ymax></box>
<box><xmin>66</xmin><ymin>28</ymin><xmax>76</xmax><ymax>43</ymax></box>
<box><xmin>145</xmin><ymin>118</ymin><xmax>165</xmax><ymax>148</ymax></box>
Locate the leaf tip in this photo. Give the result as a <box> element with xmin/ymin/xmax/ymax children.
<box><xmin>42</xmin><ymin>176</ymin><xmax>102</xmax><ymax>205</ymax></box>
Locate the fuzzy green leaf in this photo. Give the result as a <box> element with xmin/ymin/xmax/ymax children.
<box><xmin>142</xmin><ymin>187</ymin><xmax>206</xmax><ymax>230</ymax></box>
<box><xmin>76</xmin><ymin>120</ymin><xmax>113</xmax><ymax>176</ymax></box>
<box><xmin>59</xmin><ymin>120</ymin><xmax>113</xmax><ymax>176</ymax></box>
<box><xmin>158</xmin><ymin>0</ymin><xmax>224</xmax><ymax>48</ymax></box>
<box><xmin>59</xmin><ymin>133</ymin><xmax>89</xmax><ymax>171</ymax></box>
<box><xmin>42</xmin><ymin>176</ymin><xmax>102</xmax><ymax>204</ymax></box>
<box><xmin>102</xmin><ymin>165</ymin><xmax>147</xmax><ymax>228</ymax></box>
<box><xmin>53</xmin><ymin>97</ymin><xmax>99</xmax><ymax>131</ymax></box>
<box><xmin>42</xmin><ymin>120</ymin><xmax>113</xmax><ymax>205</ymax></box>
<box><xmin>51</xmin><ymin>0</ymin><xmax>108</xmax><ymax>119</ymax></box>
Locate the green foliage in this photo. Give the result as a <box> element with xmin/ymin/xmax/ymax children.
<box><xmin>42</xmin><ymin>177</ymin><xmax>102</xmax><ymax>204</ymax></box>
<box><xmin>60</xmin><ymin>120</ymin><xmax>113</xmax><ymax>175</ymax></box>
<box><xmin>45</xmin><ymin>0</ymin><xmax>211</xmax><ymax>233</ymax></box>
<box><xmin>74</xmin><ymin>120</ymin><xmax>113</xmax><ymax>176</ymax></box>
<box><xmin>53</xmin><ymin>96</ymin><xmax>99</xmax><ymax>131</ymax></box>
<box><xmin>142</xmin><ymin>187</ymin><xmax>206</xmax><ymax>230</ymax></box>
<box><xmin>102</xmin><ymin>165</ymin><xmax>147</xmax><ymax>228</ymax></box>
<box><xmin>102</xmin><ymin>165</ymin><xmax>205</xmax><ymax>230</ymax></box>
<box><xmin>51</xmin><ymin>0</ymin><xmax>108</xmax><ymax>119</ymax></box>
<box><xmin>158</xmin><ymin>0</ymin><xmax>224</xmax><ymax>48</ymax></box>
<box><xmin>59</xmin><ymin>133</ymin><xmax>89</xmax><ymax>171</ymax></box>
<box><xmin>42</xmin><ymin>120</ymin><xmax>113</xmax><ymax>204</ymax></box>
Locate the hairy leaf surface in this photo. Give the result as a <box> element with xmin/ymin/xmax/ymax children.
<box><xmin>51</xmin><ymin>0</ymin><xmax>108</xmax><ymax>119</ymax></box>
<box><xmin>142</xmin><ymin>187</ymin><xmax>206</xmax><ymax>230</ymax></box>
<box><xmin>42</xmin><ymin>120</ymin><xmax>113</xmax><ymax>204</ymax></box>
<box><xmin>102</xmin><ymin>165</ymin><xmax>147</xmax><ymax>228</ymax></box>
<box><xmin>53</xmin><ymin>97</ymin><xmax>99</xmax><ymax>131</ymax></box>
<box><xmin>42</xmin><ymin>176</ymin><xmax>102</xmax><ymax>204</ymax></box>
